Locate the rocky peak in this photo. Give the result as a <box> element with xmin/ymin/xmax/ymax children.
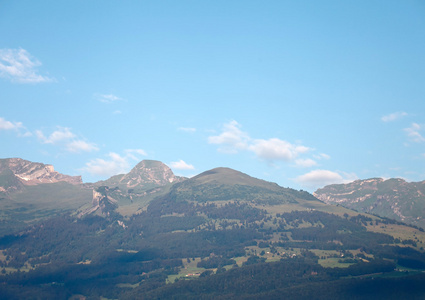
<box><xmin>0</xmin><ymin>158</ymin><xmax>82</xmax><ymax>186</ymax></box>
<box><xmin>118</xmin><ymin>160</ymin><xmax>183</xmax><ymax>188</ymax></box>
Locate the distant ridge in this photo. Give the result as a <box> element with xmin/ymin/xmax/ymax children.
<box><xmin>0</xmin><ymin>158</ymin><xmax>82</xmax><ymax>193</ymax></box>
<box><xmin>314</xmin><ymin>177</ymin><xmax>425</xmax><ymax>228</ymax></box>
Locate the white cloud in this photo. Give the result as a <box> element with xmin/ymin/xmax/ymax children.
<box><xmin>36</xmin><ymin>127</ymin><xmax>76</xmax><ymax>144</ymax></box>
<box><xmin>178</xmin><ymin>127</ymin><xmax>196</xmax><ymax>133</ymax></box>
<box><xmin>0</xmin><ymin>117</ymin><xmax>23</xmax><ymax>130</ymax></box>
<box><xmin>36</xmin><ymin>126</ymin><xmax>98</xmax><ymax>153</ymax></box>
<box><xmin>381</xmin><ymin>111</ymin><xmax>408</xmax><ymax>122</ymax></box>
<box><xmin>0</xmin><ymin>48</ymin><xmax>53</xmax><ymax>83</ymax></box>
<box><xmin>66</xmin><ymin>140</ymin><xmax>99</xmax><ymax>153</ymax></box>
<box><xmin>83</xmin><ymin>149</ymin><xmax>147</xmax><ymax>177</ymax></box>
<box><xmin>295</xmin><ymin>158</ymin><xmax>317</xmax><ymax>168</ymax></box>
<box><xmin>208</xmin><ymin>120</ymin><xmax>318</xmax><ymax>166</ymax></box>
<box><xmin>83</xmin><ymin>152</ymin><xmax>130</xmax><ymax>177</ymax></box>
<box><xmin>0</xmin><ymin>117</ymin><xmax>30</xmax><ymax>137</ymax></box>
<box><xmin>125</xmin><ymin>149</ymin><xmax>147</xmax><ymax>156</ymax></box>
<box><xmin>295</xmin><ymin>169</ymin><xmax>357</xmax><ymax>189</ymax></box>
<box><xmin>95</xmin><ymin>93</ymin><xmax>124</xmax><ymax>103</ymax></box>
<box><xmin>314</xmin><ymin>153</ymin><xmax>330</xmax><ymax>160</ymax></box>
<box><xmin>169</xmin><ymin>159</ymin><xmax>195</xmax><ymax>170</ymax></box>
<box><xmin>404</xmin><ymin>123</ymin><xmax>425</xmax><ymax>143</ymax></box>
<box><xmin>208</xmin><ymin>120</ymin><xmax>250</xmax><ymax>153</ymax></box>
<box><xmin>249</xmin><ymin>138</ymin><xmax>310</xmax><ymax>161</ymax></box>
<box><xmin>124</xmin><ymin>148</ymin><xmax>147</xmax><ymax>160</ymax></box>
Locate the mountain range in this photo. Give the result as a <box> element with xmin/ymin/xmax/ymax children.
<box><xmin>1</xmin><ymin>158</ymin><xmax>425</xmax><ymax>299</ymax></box>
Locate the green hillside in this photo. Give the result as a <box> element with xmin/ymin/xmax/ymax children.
<box><xmin>1</xmin><ymin>162</ymin><xmax>425</xmax><ymax>299</ymax></box>
<box><xmin>169</xmin><ymin>167</ymin><xmax>317</xmax><ymax>205</ymax></box>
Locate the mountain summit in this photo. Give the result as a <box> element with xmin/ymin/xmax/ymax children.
<box><xmin>96</xmin><ymin>160</ymin><xmax>184</xmax><ymax>192</ymax></box>
<box><xmin>187</xmin><ymin>167</ymin><xmax>282</xmax><ymax>189</ymax></box>
<box><xmin>168</xmin><ymin>167</ymin><xmax>312</xmax><ymax>205</ymax></box>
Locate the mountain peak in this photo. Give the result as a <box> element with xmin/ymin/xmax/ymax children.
<box><xmin>96</xmin><ymin>160</ymin><xmax>185</xmax><ymax>191</ymax></box>
<box><xmin>121</xmin><ymin>160</ymin><xmax>182</xmax><ymax>187</ymax></box>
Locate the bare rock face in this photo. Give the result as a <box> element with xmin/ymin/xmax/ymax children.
<box><xmin>120</xmin><ymin>160</ymin><xmax>180</xmax><ymax>188</ymax></box>
<box><xmin>0</xmin><ymin>158</ymin><xmax>82</xmax><ymax>187</ymax></box>
<box><xmin>97</xmin><ymin>160</ymin><xmax>185</xmax><ymax>191</ymax></box>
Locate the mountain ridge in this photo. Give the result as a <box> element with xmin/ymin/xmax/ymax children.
<box><xmin>0</xmin><ymin>158</ymin><xmax>82</xmax><ymax>193</ymax></box>
<box><xmin>1</xmin><ymin>158</ymin><xmax>425</xmax><ymax>299</ymax></box>
<box><xmin>314</xmin><ymin>177</ymin><xmax>425</xmax><ymax>228</ymax></box>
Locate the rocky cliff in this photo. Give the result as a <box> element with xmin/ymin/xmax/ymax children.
<box><xmin>0</xmin><ymin>158</ymin><xmax>82</xmax><ymax>192</ymax></box>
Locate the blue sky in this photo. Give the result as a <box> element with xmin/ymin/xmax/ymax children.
<box><xmin>1</xmin><ymin>1</ymin><xmax>424</xmax><ymax>191</ymax></box>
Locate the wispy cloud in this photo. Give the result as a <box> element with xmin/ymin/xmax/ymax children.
<box><xmin>36</xmin><ymin>127</ymin><xmax>76</xmax><ymax>144</ymax></box>
<box><xmin>208</xmin><ymin>120</ymin><xmax>250</xmax><ymax>153</ymax></box>
<box><xmin>36</xmin><ymin>126</ymin><xmax>98</xmax><ymax>153</ymax></box>
<box><xmin>314</xmin><ymin>153</ymin><xmax>330</xmax><ymax>160</ymax></box>
<box><xmin>66</xmin><ymin>140</ymin><xmax>99</xmax><ymax>153</ymax></box>
<box><xmin>295</xmin><ymin>158</ymin><xmax>317</xmax><ymax>168</ymax></box>
<box><xmin>208</xmin><ymin>120</ymin><xmax>314</xmax><ymax>166</ymax></box>
<box><xmin>169</xmin><ymin>159</ymin><xmax>195</xmax><ymax>170</ymax></box>
<box><xmin>0</xmin><ymin>48</ymin><xmax>53</xmax><ymax>83</ymax></box>
<box><xmin>83</xmin><ymin>149</ymin><xmax>147</xmax><ymax>177</ymax></box>
<box><xmin>95</xmin><ymin>93</ymin><xmax>124</xmax><ymax>103</ymax></box>
<box><xmin>178</xmin><ymin>127</ymin><xmax>196</xmax><ymax>133</ymax></box>
<box><xmin>249</xmin><ymin>138</ymin><xmax>310</xmax><ymax>162</ymax></box>
<box><xmin>0</xmin><ymin>117</ymin><xmax>24</xmax><ymax>131</ymax></box>
<box><xmin>124</xmin><ymin>149</ymin><xmax>147</xmax><ymax>161</ymax></box>
<box><xmin>381</xmin><ymin>111</ymin><xmax>408</xmax><ymax>122</ymax></box>
<box><xmin>404</xmin><ymin>123</ymin><xmax>425</xmax><ymax>143</ymax></box>
<box><xmin>0</xmin><ymin>117</ymin><xmax>32</xmax><ymax>137</ymax></box>
<box><xmin>83</xmin><ymin>152</ymin><xmax>130</xmax><ymax>177</ymax></box>
<box><xmin>295</xmin><ymin>169</ymin><xmax>357</xmax><ymax>190</ymax></box>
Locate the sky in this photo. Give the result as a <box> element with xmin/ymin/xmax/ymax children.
<box><xmin>1</xmin><ymin>1</ymin><xmax>425</xmax><ymax>192</ymax></box>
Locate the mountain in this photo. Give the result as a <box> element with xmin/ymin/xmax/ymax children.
<box><xmin>0</xmin><ymin>158</ymin><xmax>81</xmax><ymax>193</ymax></box>
<box><xmin>1</xmin><ymin>159</ymin><xmax>425</xmax><ymax>299</ymax></box>
<box><xmin>314</xmin><ymin>178</ymin><xmax>425</xmax><ymax>228</ymax></box>
<box><xmin>166</xmin><ymin>167</ymin><xmax>317</xmax><ymax>205</ymax></box>
<box><xmin>95</xmin><ymin>160</ymin><xmax>184</xmax><ymax>191</ymax></box>
<box><xmin>89</xmin><ymin>160</ymin><xmax>186</xmax><ymax>216</ymax></box>
<box><xmin>0</xmin><ymin>158</ymin><xmax>90</xmax><ymax>236</ymax></box>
